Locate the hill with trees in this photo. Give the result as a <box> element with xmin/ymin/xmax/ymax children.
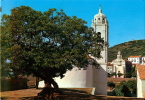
<box><xmin>108</xmin><ymin>39</ymin><xmax>145</xmax><ymax>62</ymax></box>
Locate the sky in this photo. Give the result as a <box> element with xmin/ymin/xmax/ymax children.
<box><xmin>1</xmin><ymin>0</ymin><xmax>145</xmax><ymax>47</ymax></box>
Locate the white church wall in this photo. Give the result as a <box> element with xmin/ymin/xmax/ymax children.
<box><xmin>54</xmin><ymin>65</ymin><xmax>93</xmax><ymax>88</ymax></box>
<box><xmin>92</xmin><ymin>64</ymin><xmax>107</xmax><ymax>95</ymax></box>
<box><xmin>137</xmin><ymin>70</ymin><xmax>143</xmax><ymax>98</ymax></box>
<box><xmin>55</xmin><ymin>67</ymin><xmax>87</xmax><ymax>88</ymax></box>
<box><xmin>38</xmin><ymin>66</ymin><xmax>92</xmax><ymax>88</ymax></box>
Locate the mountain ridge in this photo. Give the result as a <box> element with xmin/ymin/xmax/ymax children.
<box><xmin>108</xmin><ymin>39</ymin><xmax>145</xmax><ymax>62</ymax></box>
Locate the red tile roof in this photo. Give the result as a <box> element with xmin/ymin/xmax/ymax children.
<box><xmin>137</xmin><ymin>65</ymin><xmax>145</xmax><ymax>80</ymax></box>
<box><xmin>108</xmin><ymin>62</ymin><xmax>113</xmax><ymax>66</ymax></box>
<box><xmin>108</xmin><ymin>64</ymin><xmax>113</xmax><ymax>66</ymax></box>
<box><xmin>128</xmin><ymin>56</ymin><xmax>141</xmax><ymax>58</ymax></box>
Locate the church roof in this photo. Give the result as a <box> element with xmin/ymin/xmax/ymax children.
<box><xmin>128</xmin><ymin>56</ymin><xmax>141</xmax><ymax>58</ymax></box>
<box><xmin>137</xmin><ymin>65</ymin><xmax>145</xmax><ymax>80</ymax></box>
<box><xmin>95</xmin><ymin>7</ymin><xmax>106</xmax><ymax>18</ymax></box>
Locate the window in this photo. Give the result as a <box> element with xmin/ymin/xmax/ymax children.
<box><xmin>98</xmin><ymin>18</ymin><xmax>100</xmax><ymax>20</ymax></box>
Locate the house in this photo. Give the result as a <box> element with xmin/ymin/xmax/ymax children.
<box><xmin>137</xmin><ymin>65</ymin><xmax>145</xmax><ymax>98</ymax></box>
<box><xmin>128</xmin><ymin>56</ymin><xmax>142</xmax><ymax>65</ymax></box>
<box><xmin>108</xmin><ymin>62</ymin><xmax>113</xmax><ymax>73</ymax></box>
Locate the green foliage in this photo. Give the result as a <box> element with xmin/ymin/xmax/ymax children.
<box><xmin>1</xmin><ymin>14</ymin><xmax>14</xmax><ymax>78</ymax></box>
<box><xmin>108</xmin><ymin>72</ymin><xmax>123</xmax><ymax>78</ymax></box>
<box><xmin>108</xmin><ymin>73</ymin><xmax>111</xmax><ymax>77</ymax></box>
<box><xmin>113</xmin><ymin>83</ymin><xmax>125</xmax><ymax>96</ymax></box>
<box><xmin>131</xmin><ymin>66</ymin><xmax>136</xmax><ymax>77</ymax></box>
<box><xmin>110</xmin><ymin>72</ymin><xmax>117</xmax><ymax>76</ymax></box>
<box><xmin>113</xmin><ymin>80</ymin><xmax>137</xmax><ymax>97</ymax></box>
<box><xmin>1</xmin><ymin>6</ymin><xmax>103</xmax><ymax>84</ymax></box>
<box><xmin>108</xmin><ymin>81</ymin><xmax>115</xmax><ymax>89</ymax></box>
<box><xmin>124</xmin><ymin>66</ymin><xmax>136</xmax><ymax>78</ymax></box>
<box><xmin>124</xmin><ymin>72</ymin><xmax>132</xmax><ymax>78</ymax></box>
<box><xmin>108</xmin><ymin>40</ymin><xmax>145</xmax><ymax>62</ymax></box>
<box><xmin>125</xmin><ymin>80</ymin><xmax>137</xmax><ymax>94</ymax></box>
<box><xmin>117</xmin><ymin>73</ymin><xmax>123</xmax><ymax>77</ymax></box>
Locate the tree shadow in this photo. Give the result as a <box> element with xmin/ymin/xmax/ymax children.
<box><xmin>21</xmin><ymin>88</ymin><xmax>96</xmax><ymax>100</ymax></box>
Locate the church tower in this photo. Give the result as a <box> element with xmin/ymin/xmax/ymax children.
<box><xmin>91</xmin><ymin>7</ymin><xmax>108</xmax><ymax>63</ymax></box>
<box><xmin>91</xmin><ymin>7</ymin><xmax>108</xmax><ymax>95</ymax></box>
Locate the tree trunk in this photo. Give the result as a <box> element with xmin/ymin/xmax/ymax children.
<box><xmin>44</xmin><ymin>76</ymin><xmax>59</xmax><ymax>89</ymax></box>
<box><xmin>37</xmin><ymin>76</ymin><xmax>60</xmax><ymax>98</ymax></box>
<box><xmin>36</xmin><ymin>77</ymin><xmax>39</xmax><ymax>89</ymax></box>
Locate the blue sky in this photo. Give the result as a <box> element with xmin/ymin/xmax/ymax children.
<box><xmin>1</xmin><ymin>0</ymin><xmax>145</xmax><ymax>47</ymax></box>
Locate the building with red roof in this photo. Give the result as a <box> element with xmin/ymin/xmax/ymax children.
<box><xmin>128</xmin><ymin>55</ymin><xmax>142</xmax><ymax>65</ymax></box>
<box><xmin>137</xmin><ymin>65</ymin><xmax>145</xmax><ymax>98</ymax></box>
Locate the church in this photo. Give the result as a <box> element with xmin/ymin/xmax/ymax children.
<box><xmin>108</xmin><ymin>51</ymin><xmax>132</xmax><ymax>78</ymax></box>
<box><xmin>39</xmin><ymin>7</ymin><xmax>109</xmax><ymax>95</ymax></box>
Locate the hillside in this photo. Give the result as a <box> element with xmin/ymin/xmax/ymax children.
<box><xmin>108</xmin><ymin>39</ymin><xmax>145</xmax><ymax>62</ymax></box>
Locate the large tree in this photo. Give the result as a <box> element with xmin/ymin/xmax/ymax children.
<box><xmin>1</xmin><ymin>14</ymin><xmax>13</xmax><ymax>78</ymax></box>
<box><xmin>1</xmin><ymin>6</ymin><xmax>104</xmax><ymax>89</ymax></box>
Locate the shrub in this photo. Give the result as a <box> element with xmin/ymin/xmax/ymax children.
<box><xmin>117</xmin><ymin>73</ymin><xmax>123</xmax><ymax>77</ymax></box>
<box><xmin>108</xmin><ymin>81</ymin><xmax>115</xmax><ymax>89</ymax></box>
<box><xmin>113</xmin><ymin>80</ymin><xmax>136</xmax><ymax>97</ymax></box>
<box><xmin>126</xmin><ymin>80</ymin><xmax>137</xmax><ymax>94</ymax></box>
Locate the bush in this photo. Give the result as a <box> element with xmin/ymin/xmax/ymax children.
<box><xmin>126</xmin><ymin>80</ymin><xmax>137</xmax><ymax>94</ymax></box>
<box><xmin>124</xmin><ymin>72</ymin><xmax>132</xmax><ymax>78</ymax></box>
<box><xmin>113</xmin><ymin>80</ymin><xmax>136</xmax><ymax>97</ymax></box>
<box><xmin>108</xmin><ymin>73</ymin><xmax>111</xmax><ymax>77</ymax></box>
<box><xmin>110</xmin><ymin>72</ymin><xmax>117</xmax><ymax>77</ymax></box>
<box><xmin>108</xmin><ymin>81</ymin><xmax>115</xmax><ymax>89</ymax></box>
<box><xmin>117</xmin><ymin>73</ymin><xmax>123</xmax><ymax>77</ymax></box>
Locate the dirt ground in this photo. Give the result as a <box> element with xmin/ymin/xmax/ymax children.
<box><xmin>0</xmin><ymin>88</ymin><xmax>97</xmax><ymax>100</ymax></box>
<box><xmin>1</xmin><ymin>88</ymin><xmax>144</xmax><ymax>100</ymax></box>
<box><xmin>0</xmin><ymin>88</ymin><xmax>41</xmax><ymax>100</ymax></box>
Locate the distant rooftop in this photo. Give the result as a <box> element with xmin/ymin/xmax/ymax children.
<box><xmin>128</xmin><ymin>56</ymin><xmax>142</xmax><ymax>58</ymax></box>
<box><xmin>137</xmin><ymin>65</ymin><xmax>145</xmax><ymax>80</ymax></box>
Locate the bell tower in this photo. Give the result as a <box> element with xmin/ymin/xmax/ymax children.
<box><xmin>91</xmin><ymin>7</ymin><xmax>109</xmax><ymax>95</ymax></box>
<box><xmin>92</xmin><ymin>6</ymin><xmax>108</xmax><ymax>64</ymax></box>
